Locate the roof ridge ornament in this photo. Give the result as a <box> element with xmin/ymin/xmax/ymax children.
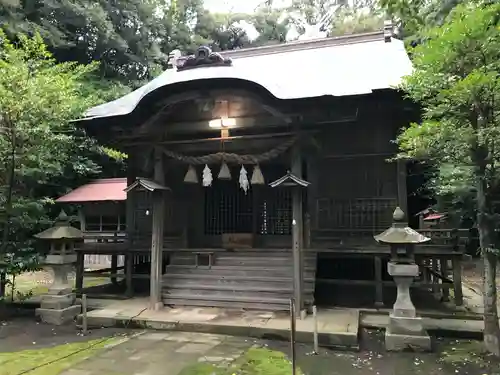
<box><xmin>176</xmin><ymin>46</ymin><xmax>232</xmax><ymax>71</ymax></box>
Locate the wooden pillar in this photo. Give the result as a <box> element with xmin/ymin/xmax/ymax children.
<box><xmin>75</xmin><ymin>251</ymin><xmax>84</xmax><ymax>296</ymax></box>
<box><xmin>0</xmin><ymin>272</ymin><xmax>5</xmax><ymax>298</ymax></box>
<box><xmin>452</xmin><ymin>255</ymin><xmax>463</xmax><ymax>306</ymax></box>
<box><xmin>77</xmin><ymin>208</ymin><xmax>86</xmax><ymax>232</ymax></box>
<box><xmin>124</xmin><ymin>151</ymin><xmax>137</xmax><ymax>296</ymax></box>
<box><xmin>125</xmin><ymin>254</ymin><xmax>133</xmax><ymax>298</ymax></box>
<box><xmin>110</xmin><ymin>255</ymin><xmax>118</xmax><ymax>286</ymax></box>
<box><xmin>431</xmin><ymin>257</ymin><xmax>440</xmax><ymax>299</ymax></box>
<box><xmin>126</xmin><ymin>152</ymin><xmax>136</xmax><ymax>239</ymax></box>
<box><xmin>441</xmin><ymin>257</ymin><xmax>450</xmax><ymax>302</ymax></box>
<box><xmin>396</xmin><ymin>160</ymin><xmax>407</xmax><ymax>213</ymax></box>
<box><xmin>291</xmin><ymin>142</ymin><xmax>304</xmax><ymax>314</ymax></box>
<box><xmin>374</xmin><ymin>255</ymin><xmax>384</xmax><ymax>307</ymax></box>
<box><xmin>150</xmin><ymin>147</ymin><xmax>165</xmax><ymax>310</ymax></box>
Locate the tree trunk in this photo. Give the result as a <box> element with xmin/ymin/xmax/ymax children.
<box><xmin>483</xmin><ymin>251</ymin><xmax>500</xmax><ymax>355</ymax></box>
<box><xmin>477</xmin><ymin>175</ymin><xmax>500</xmax><ymax>356</ymax></box>
<box><xmin>0</xmin><ymin>118</ymin><xmax>15</xmax><ymax>297</ymax></box>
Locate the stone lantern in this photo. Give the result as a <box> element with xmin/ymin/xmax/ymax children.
<box><xmin>34</xmin><ymin>210</ymin><xmax>83</xmax><ymax>325</ymax></box>
<box><xmin>374</xmin><ymin>207</ymin><xmax>432</xmax><ymax>351</ymax></box>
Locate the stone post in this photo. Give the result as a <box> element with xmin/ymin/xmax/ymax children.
<box><xmin>34</xmin><ymin>211</ymin><xmax>83</xmax><ymax>325</ymax></box>
<box><xmin>374</xmin><ymin>207</ymin><xmax>432</xmax><ymax>351</ymax></box>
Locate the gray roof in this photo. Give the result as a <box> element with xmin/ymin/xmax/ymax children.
<box><xmin>269</xmin><ymin>171</ymin><xmax>311</xmax><ymax>188</ymax></box>
<box><xmin>124</xmin><ymin>177</ymin><xmax>171</xmax><ymax>193</ymax></box>
<box><xmin>84</xmin><ymin>31</ymin><xmax>412</xmax><ymax>121</ymax></box>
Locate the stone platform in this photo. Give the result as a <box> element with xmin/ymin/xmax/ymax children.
<box><xmin>77</xmin><ymin>298</ymin><xmax>360</xmax><ymax>349</ymax></box>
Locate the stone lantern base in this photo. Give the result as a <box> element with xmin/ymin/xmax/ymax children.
<box><xmin>35</xmin><ymin>254</ymin><xmax>81</xmax><ymax>325</ymax></box>
<box><xmin>385</xmin><ymin>262</ymin><xmax>431</xmax><ymax>351</ymax></box>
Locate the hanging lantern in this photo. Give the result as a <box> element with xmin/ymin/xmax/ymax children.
<box><xmin>251</xmin><ymin>164</ymin><xmax>265</xmax><ymax>185</ymax></box>
<box><xmin>183</xmin><ymin>165</ymin><xmax>198</xmax><ymax>184</ymax></box>
<box><xmin>202</xmin><ymin>164</ymin><xmax>213</xmax><ymax>187</ymax></box>
<box><xmin>218</xmin><ymin>161</ymin><xmax>231</xmax><ymax>180</ymax></box>
<box><xmin>239</xmin><ymin>165</ymin><xmax>249</xmax><ymax>194</ymax></box>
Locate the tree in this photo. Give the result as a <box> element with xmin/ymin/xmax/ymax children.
<box><xmin>329</xmin><ymin>0</ymin><xmax>384</xmax><ymax>36</ymax></box>
<box><xmin>394</xmin><ymin>2</ymin><xmax>500</xmax><ymax>354</ymax></box>
<box><xmin>379</xmin><ymin>0</ymin><xmax>466</xmax><ymax>43</ymax></box>
<box><xmin>0</xmin><ymin>0</ymin><xmax>174</xmax><ymax>86</ymax></box>
<box><xmin>0</xmin><ymin>30</ymin><xmax>103</xmax><ymax>296</ymax></box>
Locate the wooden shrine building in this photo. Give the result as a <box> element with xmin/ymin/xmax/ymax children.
<box><xmin>73</xmin><ymin>24</ymin><xmax>465</xmax><ymax>312</ymax></box>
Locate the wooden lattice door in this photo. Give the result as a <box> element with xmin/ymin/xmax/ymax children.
<box><xmin>204</xmin><ymin>171</ymin><xmax>253</xmax><ymax>235</ymax></box>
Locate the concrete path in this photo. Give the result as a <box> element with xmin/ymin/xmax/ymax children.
<box><xmin>61</xmin><ymin>331</ymin><xmax>252</xmax><ymax>375</ymax></box>
<box><xmin>81</xmin><ymin>298</ymin><xmax>359</xmax><ymax>348</ymax></box>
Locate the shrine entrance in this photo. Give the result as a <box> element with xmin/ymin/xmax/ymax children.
<box><xmin>202</xmin><ymin>162</ymin><xmax>294</xmax><ymax>246</ymax></box>
<box><xmin>204</xmin><ymin>171</ymin><xmax>254</xmax><ymax>235</ymax></box>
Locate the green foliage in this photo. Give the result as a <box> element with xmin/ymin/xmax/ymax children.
<box><xmin>330</xmin><ymin>1</ymin><xmax>384</xmax><ymax>36</ymax></box>
<box><xmin>395</xmin><ymin>2</ymin><xmax>500</xmax><ymax>238</ymax></box>
<box><xmin>379</xmin><ymin>0</ymin><xmax>466</xmax><ymax>42</ymax></box>
<box><xmin>0</xmin><ymin>30</ymin><xmax>102</xmax><ymax>278</ymax></box>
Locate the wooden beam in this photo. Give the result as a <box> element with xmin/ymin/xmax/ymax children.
<box><xmin>146</xmin><ymin>132</ymin><xmax>298</xmax><ymax>146</ymax></box>
<box><xmin>134</xmin><ymin>89</ymin><xmax>292</xmax><ymax>137</ymax></box>
<box><xmin>137</xmin><ymin>92</ymin><xmax>202</xmax><ymax>134</ymax></box>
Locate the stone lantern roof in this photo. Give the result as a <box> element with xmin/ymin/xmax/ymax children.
<box><xmin>34</xmin><ymin>211</ymin><xmax>83</xmax><ymax>240</ymax></box>
<box><xmin>374</xmin><ymin>207</ymin><xmax>430</xmax><ymax>244</ymax></box>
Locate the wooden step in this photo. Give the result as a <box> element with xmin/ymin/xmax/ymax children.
<box><xmin>170</xmin><ymin>251</ymin><xmax>316</xmax><ymax>257</ymax></box>
<box><xmin>162</xmin><ymin>251</ymin><xmax>318</xmax><ymax>311</ymax></box>
<box><xmin>166</xmin><ymin>264</ymin><xmax>315</xmax><ymax>273</ymax></box>
<box><xmin>162</xmin><ymin>273</ymin><xmax>315</xmax><ymax>284</ymax></box>
<box><xmin>170</xmin><ymin>255</ymin><xmax>316</xmax><ymax>262</ymax></box>
<box><xmin>162</xmin><ymin>291</ymin><xmax>309</xmax><ymax>310</ymax></box>
<box><xmin>163</xmin><ymin>289</ymin><xmax>294</xmax><ymax>301</ymax></box>
<box><xmin>162</xmin><ymin>282</ymin><xmax>315</xmax><ymax>294</ymax></box>
<box><xmin>170</xmin><ymin>257</ymin><xmax>309</xmax><ymax>266</ymax></box>
<box><xmin>162</xmin><ymin>297</ymin><xmax>288</xmax><ymax>311</ymax></box>
<box><xmin>164</xmin><ymin>269</ymin><xmax>315</xmax><ymax>279</ymax></box>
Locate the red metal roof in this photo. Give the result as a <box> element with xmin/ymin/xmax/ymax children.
<box><xmin>56</xmin><ymin>178</ymin><xmax>127</xmax><ymax>203</ymax></box>
<box><xmin>423</xmin><ymin>213</ymin><xmax>445</xmax><ymax>221</ymax></box>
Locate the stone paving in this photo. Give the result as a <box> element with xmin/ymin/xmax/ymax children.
<box><xmin>60</xmin><ymin>331</ymin><xmax>253</xmax><ymax>375</ymax></box>
<box><xmin>81</xmin><ymin>298</ymin><xmax>360</xmax><ymax>348</ymax></box>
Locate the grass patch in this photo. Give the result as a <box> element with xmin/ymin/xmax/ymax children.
<box><xmin>0</xmin><ymin>337</ymin><xmax>116</xmax><ymax>375</ymax></box>
<box><xmin>179</xmin><ymin>347</ymin><xmax>303</xmax><ymax>375</ymax></box>
<box><xmin>178</xmin><ymin>363</ymin><xmax>227</xmax><ymax>375</ymax></box>
<box><xmin>440</xmin><ymin>339</ymin><xmax>500</xmax><ymax>372</ymax></box>
<box><xmin>5</xmin><ymin>276</ymin><xmax>110</xmax><ymax>301</ymax></box>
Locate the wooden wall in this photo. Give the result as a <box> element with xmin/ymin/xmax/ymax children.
<box><xmin>307</xmin><ymin>104</ymin><xmax>405</xmax><ymax>245</ymax></box>
<box><xmin>124</xmin><ymin>92</ymin><xmax>410</xmax><ymax>249</ymax></box>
